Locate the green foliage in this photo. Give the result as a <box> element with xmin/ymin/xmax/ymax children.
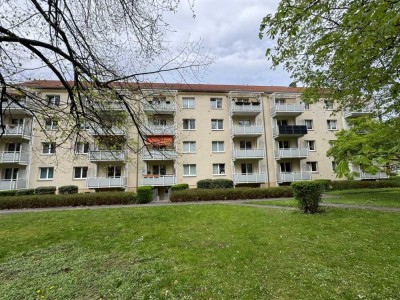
<box><xmin>0</xmin><ymin>192</ymin><xmax>136</xmax><ymax>209</ymax></box>
<box><xmin>197</xmin><ymin>179</ymin><xmax>213</xmax><ymax>189</ymax></box>
<box><xmin>313</xmin><ymin>179</ymin><xmax>332</xmax><ymax>190</ymax></box>
<box><xmin>35</xmin><ymin>186</ymin><xmax>57</xmax><ymax>195</ymax></box>
<box><xmin>170</xmin><ymin>187</ymin><xmax>293</xmax><ymax>202</ymax></box>
<box><xmin>136</xmin><ymin>186</ymin><xmax>153</xmax><ymax>204</ymax></box>
<box><xmin>196</xmin><ymin>179</ymin><xmax>234</xmax><ymax>189</ymax></box>
<box><xmin>291</xmin><ymin>181</ymin><xmax>323</xmax><ymax>214</ymax></box>
<box><xmin>15</xmin><ymin>189</ymin><xmax>35</xmax><ymax>196</ymax></box>
<box><xmin>58</xmin><ymin>185</ymin><xmax>79</xmax><ymax>195</ymax></box>
<box><xmin>170</xmin><ymin>183</ymin><xmax>189</xmax><ymax>191</ymax></box>
<box><xmin>0</xmin><ymin>190</ymin><xmax>17</xmax><ymax>197</ymax></box>
<box><xmin>331</xmin><ymin>180</ymin><xmax>400</xmax><ymax>190</ymax></box>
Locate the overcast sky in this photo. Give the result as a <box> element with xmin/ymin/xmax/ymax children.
<box><xmin>162</xmin><ymin>0</ymin><xmax>291</xmax><ymax>86</ymax></box>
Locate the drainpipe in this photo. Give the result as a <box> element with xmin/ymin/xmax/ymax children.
<box><xmin>261</xmin><ymin>93</ymin><xmax>271</xmax><ymax>188</ymax></box>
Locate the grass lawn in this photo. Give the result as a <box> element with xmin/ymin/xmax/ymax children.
<box><xmin>1</xmin><ymin>205</ymin><xmax>399</xmax><ymax>299</ymax></box>
<box><xmin>324</xmin><ymin>188</ymin><xmax>400</xmax><ymax>207</ymax></box>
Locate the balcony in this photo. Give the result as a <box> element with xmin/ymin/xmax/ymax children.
<box><xmin>145</xmin><ymin>125</ymin><xmax>176</xmax><ymax>136</ymax></box>
<box><xmin>86</xmin><ymin>177</ymin><xmax>127</xmax><ymax>189</ymax></box>
<box><xmin>275</xmin><ymin>148</ymin><xmax>309</xmax><ymax>160</ymax></box>
<box><xmin>0</xmin><ymin>152</ymin><xmax>29</xmax><ymax>164</ymax></box>
<box><xmin>142</xmin><ymin>149</ymin><xmax>176</xmax><ymax>160</ymax></box>
<box><xmin>1</xmin><ymin>100</ymin><xmax>30</xmax><ymax>114</ymax></box>
<box><xmin>230</xmin><ymin>103</ymin><xmax>262</xmax><ymax>116</ymax></box>
<box><xmin>277</xmin><ymin>171</ymin><xmax>311</xmax><ymax>183</ymax></box>
<box><xmin>343</xmin><ymin>107</ymin><xmax>373</xmax><ymax>118</ymax></box>
<box><xmin>141</xmin><ymin>175</ymin><xmax>176</xmax><ymax>186</ymax></box>
<box><xmin>270</xmin><ymin>103</ymin><xmax>304</xmax><ymax>117</ymax></box>
<box><xmin>232</xmin><ymin>149</ymin><xmax>265</xmax><ymax>159</ymax></box>
<box><xmin>233</xmin><ymin>173</ymin><xmax>267</xmax><ymax>184</ymax></box>
<box><xmin>232</xmin><ymin>125</ymin><xmax>264</xmax><ymax>137</ymax></box>
<box><xmin>273</xmin><ymin>125</ymin><xmax>307</xmax><ymax>138</ymax></box>
<box><xmin>354</xmin><ymin>171</ymin><xmax>388</xmax><ymax>180</ymax></box>
<box><xmin>88</xmin><ymin>126</ymin><xmax>126</xmax><ymax>136</ymax></box>
<box><xmin>2</xmin><ymin>125</ymin><xmax>32</xmax><ymax>139</ymax></box>
<box><xmin>88</xmin><ymin>151</ymin><xmax>125</xmax><ymax>162</ymax></box>
<box><xmin>143</xmin><ymin>101</ymin><xmax>176</xmax><ymax>114</ymax></box>
<box><xmin>92</xmin><ymin>101</ymin><xmax>125</xmax><ymax>111</ymax></box>
<box><xmin>0</xmin><ymin>179</ymin><xmax>27</xmax><ymax>190</ymax></box>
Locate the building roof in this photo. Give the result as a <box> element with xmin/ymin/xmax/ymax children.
<box><xmin>20</xmin><ymin>80</ymin><xmax>301</xmax><ymax>94</ymax></box>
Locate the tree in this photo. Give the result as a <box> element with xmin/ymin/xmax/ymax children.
<box><xmin>259</xmin><ymin>0</ymin><xmax>400</xmax><ymax>114</ymax></box>
<box><xmin>0</xmin><ymin>0</ymin><xmax>209</xmax><ymax>147</ymax></box>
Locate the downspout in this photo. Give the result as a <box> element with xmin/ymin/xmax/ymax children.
<box><xmin>261</xmin><ymin>93</ymin><xmax>271</xmax><ymax>188</ymax></box>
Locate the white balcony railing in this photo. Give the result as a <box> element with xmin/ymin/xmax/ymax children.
<box><xmin>232</xmin><ymin>125</ymin><xmax>264</xmax><ymax>136</ymax></box>
<box><xmin>231</xmin><ymin>103</ymin><xmax>262</xmax><ymax>114</ymax></box>
<box><xmin>233</xmin><ymin>149</ymin><xmax>265</xmax><ymax>159</ymax></box>
<box><xmin>270</xmin><ymin>103</ymin><xmax>304</xmax><ymax>116</ymax></box>
<box><xmin>88</xmin><ymin>127</ymin><xmax>126</xmax><ymax>136</ymax></box>
<box><xmin>354</xmin><ymin>171</ymin><xmax>389</xmax><ymax>180</ymax></box>
<box><xmin>146</xmin><ymin>125</ymin><xmax>176</xmax><ymax>136</ymax></box>
<box><xmin>342</xmin><ymin>107</ymin><xmax>373</xmax><ymax>118</ymax></box>
<box><xmin>141</xmin><ymin>175</ymin><xmax>176</xmax><ymax>186</ymax></box>
<box><xmin>0</xmin><ymin>152</ymin><xmax>29</xmax><ymax>164</ymax></box>
<box><xmin>2</xmin><ymin>100</ymin><xmax>29</xmax><ymax>112</ymax></box>
<box><xmin>92</xmin><ymin>101</ymin><xmax>125</xmax><ymax>111</ymax></box>
<box><xmin>275</xmin><ymin>148</ymin><xmax>309</xmax><ymax>159</ymax></box>
<box><xmin>88</xmin><ymin>151</ymin><xmax>125</xmax><ymax>162</ymax></box>
<box><xmin>277</xmin><ymin>171</ymin><xmax>312</xmax><ymax>183</ymax></box>
<box><xmin>233</xmin><ymin>173</ymin><xmax>267</xmax><ymax>184</ymax></box>
<box><xmin>0</xmin><ymin>179</ymin><xmax>27</xmax><ymax>190</ymax></box>
<box><xmin>142</xmin><ymin>149</ymin><xmax>177</xmax><ymax>160</ymax></box>
<box><xmin>86</xmin><ymin>177</ymin><xmax>127</xmax><ymax>189</ymax></box>
<box><xmin>2</xmin><ymin>124</ymin><xmax>32</xmax><ymax>139</ymax></box>
<box><xmin>143</xmin><ymin>102</ymin><xmax>176</xmax><ymax>113</ymax></box>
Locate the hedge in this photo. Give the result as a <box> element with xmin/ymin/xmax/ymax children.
<box><xmin>291</xmin><ymin>181</ymin><xmax>323</xmax><ymax>214</ymax></box>
<box><xmin>170</xmin><ymin>183</ymin><xmax>189</xmax><ymax>191</ymax></box>
<box><xmin>170</xmin><ymin>187</ymin><xmax>293</xmax><ymax>202</ymax></box>
<box><xmin>35</xmin><ymin>186</ymin><xmax>56</xmax><ymax>195</ymax></box>
<box><xmin>331</xmin><ymin>180</ymin><xmax>400</xmax><ymax>190</ymax></box>
<box><xmin>0</xmin><ymin>192</ymin><xmax>136</xmax><ymax>210</ymax></box>
<box><xmin>136</xmin><ymin>186</ymin><xmax>153</xmax><ymax>204</ymax></box>
<box><xmin>15</xmin><ymin>189</ymin><xmax>35</xmax><ymax>196</ymax></box>
<box><xmin>197</xmin><ymin>179</ymin><xmax>213</xmax><ymax>189</ymax></box>
<box><xmin>58</xmin><ymin>185</ymin><xmax>79</xmax><ymax>194</ymax></box>
<box><xmin>0</xmin><ymin>190</ymin><xmax>17</xmax><ymax>197</ymax></box>
<box><xmin>196</xmin><ymin>179</ymin><xmax>234</xmax><ymax>189</ymax></box>
<box><xmin>313</xmin><ymin>179</ymin><xmax>332</xmax><ymax>190</ymax></box>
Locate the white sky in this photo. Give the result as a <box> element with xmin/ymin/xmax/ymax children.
<box><xmin>163</xmin><ymin>0</ymin><xmax>292</xmax><ymax>86</ymax></box>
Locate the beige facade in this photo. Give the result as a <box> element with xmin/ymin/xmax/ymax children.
<box><xmin>1</xmin><ymin>81</ymin><xmax>382</xmax><ymax>199</ymax></box>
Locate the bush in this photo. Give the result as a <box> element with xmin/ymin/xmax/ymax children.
<box><xmin>0</xmin><ymin>192</ymin><xmax>136</xmax><ymax>210</ymax></box>
<box><xmin>291</xmin><ymin>181</ymin><xmax>323</xmax><ymax>214</ymax></box>
<box><xmin>16</xmin><ymin>189</ymin><xmax>35</xmax><ymax>196</ymax></box>
<box><xmin>35</xmin><ymin>186</ymin><xmax>56</xmax><ymax>195</ymax></box>
<box><xmin>170</xmin><ymin>187</ymin><xmax>293</xmax><ymax>202</ymax></box>
<box><xmin>136</xmin><ymin>186</ymin><xmax>153</xmax><ymax>204</ymax></box>
<box><xmin>197</xmin><ymin>179</ymin><xmax>214</xmax><ymax>189</ymax></box>
<box><xmin>58</xmin><ymin>185</ymin><xmax>79</xmax><ymax>194</ymax></box>
<box><xmin>313</xmin><ymin>179</ymin><xmax>332</xmax><ymax>190</ymax></box>
<box><xmin>0</xmin><ymin>190</ymin><xmax>17</xmax><ymax>197</ymax></box>
<box><xmin>170</xmin><ymin>183</ymin><xmax>189</xmax><ymax>191</ymax></box>
<box><xmin>211</xmin><ymin>179</ymin><xmax>234</xmax><ymax>189</ymax></box>
<box><xmin>331</xmin><ymin>179</ymin><xmax>400</xmax><ymax>190</ymax></box>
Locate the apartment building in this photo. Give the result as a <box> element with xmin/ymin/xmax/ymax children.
<box><xmin>0</xmin><ymin>80</ymin><xmax>385</xmax><ymax>199</ymax></box>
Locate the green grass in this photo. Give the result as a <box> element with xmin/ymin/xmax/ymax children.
<box><xmin>248</xmin><ymin>199</ymin><xmax>297</xmax><ymax>207</ymax></box>
<box><xmin>324</xmin><ymin>188</ymin><xmax>400</xmax><ymax>207</ymax></box>
<box><xmin>0</xmin><ymin>205</ymin><xmax>399</xmax><ymax>299</ymax></box>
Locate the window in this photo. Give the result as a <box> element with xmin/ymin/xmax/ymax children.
<box><xmin>4</xmin><ymin>168</ymin><xmax>19</xmax><ymax>180</ymax></box>
<box><xmin>183</xmin><ymin>164</ymin><xmax>196</xmax><ymax>176</ymax></box>
<box><xmin>327</xmin><ymin>120</ymin><xmax>338</xmax><ymax>130</ymax></box>
<box><xmin>45</xmin><ymin>119</ymin><xmax>58</xmax><ymax>130</ymax></box>
<box><xmin>183</xmin><ymin>119</ymin><xmax>195</xmax><ymax>130</ymax></box>
<box><xmin>304</xmin><ymin>103</ymin><xmax>310</xmax><ymax>110</ymax></box>
<box><xmin>307</xmin><ymin>161</ymin><xmax>318</xmax><ymax>172</ymax></box>
<box><xmin>239</xmin><ymin>141</ymin><xmax>252</xmax><ymax>150</ymax></box>
<box><xmin>238</xmin><ymin>119</ymin><xmax>250</xmax><ymax>126</ymax></box>
<box><xmin>11</xmin><ymin>118</ymin><xmax>23</xmax><ymax>126</ymax></box>
<box><xmin>210</xmin><ymin>98</ymin><xmax>222</xmax><ymax>109</ymax></box>
<box><xmin>42</xmin><ymin>142</ymin><xmax>56</xmax><ymax>154</ymax></box>
<box><xmin>74</xmin><ymin>167</ymin><xmax>88</xmax><ymax>179</ymax></box>
<box><xmin>305</xmin><ymin>119</ymin><xmax>313</xmax><ymax>130</ymax></box>
<box><xmin>280</xmin><ymin>162</ymin><xmax>292</xmax><ymax>172</ymax></box>
<box><xmin>182</xmin><ymin>97</ymin><xmax>195</xmax><ymax>109</ymax></box>
<box><xmin>275</xmin><ymin>99</ymin><xmax>285</xmax><ymax>104</ymax></box>
<box><xmin>324</xmin><ymin>100</ymin><xmax>334</xmax><ymax>110</ymax></box>
<box><xmin>152</xmin><ymin>165</ymin><xmax>166</xmax><ymax>175</ymax></box>
<box><xmin>211</xmin><ymin>119</ymin><xmax>223</xmax><ymax>130</ymax></box>
<box><xmin>278</xmin><ymin>141</ymin><xmax>289</xmax><ymax>149</ymax></box>
<box><xmin>7</xmin><ymin>143</ymin><xmax>21</xmax><ymax>152</ymax></box>
<box><xmin>107</xmin><ymin>166</ymin><xmax>122</xmax><ymax>178</ymax></box>
<box><xmin>40</xmin><ymin>167</ymin><xmax>54</xmax><ymax>180</ymax></box>
<box><xmin>277</xmin><ymin>119</ymin><xmax>288</xmax><ymax>126</ymax></box>
<box><xmin>212</xmin><ymin>141</ymin><xmax>224</xmax><ymax>152</ymax></box>
<box><xmin>183</xmin><ymin>141</ymin><xmax>196</xmax><ymax>153</ymax></box>
<box><xmin>47</xmin><ymin>95</ymin><xmax>60</xmax><ymax>106</ymax></box>
<box><xmin>153</xmin><ymin>119</ymin><xmax>167</xmax><ymax>126</ymax></box>
<box><xmin>332</xmin><ymin>161</ymin><xmax>338</xmax><ymax>171</ymax></box>
<box><xmin>307</xmin><ymin>140</ymin><xmax>316</xmax><ymax>151</ymax></box>
<box><xmin>241</xmin><ymin>163</ymin><xmax>253</xmax><ymax>174</ymax></box>
<box><xmin>75</xmin><ymin>142</ymin><xmax>89</xmax><ymax>154</ymax></box>
<box><xmin>213</xmin><ymin>164</ymin><xmax>225</xmax><ymax>175</ymax></box>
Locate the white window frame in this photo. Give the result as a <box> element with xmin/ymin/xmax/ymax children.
<box><xmin>182</xmin><ymin>141</ymin><xmax>196</xmax><ymax>153</ymax></box>
<box><xmin>210</xmin><ymin>98</ymin><xmax>222</xmax><ymax>109</ymax></box>
<box><xmin>324</xmin><ymin>100</ymin><xmax>334</xmax><ymax>110</ymax></box>
<box><xmin>306</xmin><ymin>161</ymin><xmax>318</xmax><ymax>172</ymax></box>
<box><xmin>47</xmin><ymin>95</ymin><xmax>60</xmax><ymax>106</ymax></box>
<box><xmin>45</xmin><ymin>119</ymin><xmax>58</xmax><ymax>130</ymax></box>
<box><xmin>304</xmin><ymin>103</ymin><xmax>311</xmax><ymax>110</ymax></box>
<box><xmin>107</xmin><ymin>166</ymin><xmax>122</xmax><ymax>178</ymax></box>
<box><xmin>183</xmin><ymin>164</ymin><xmax>196</xmax><ymax>176</ymax></box>
<box><xmin>39</xmin><ymin>167</ymin><xmax>54</xmax><ymax>180</ymax></box>
<box><xmin>42</xmin><ymin>142</ymin><xmax>56</xmax><ymax>154</ymax></box>
<box><xmin>212</xmin><ymin>141</ymin><xmax>224</xmax><ymax>152</ymax></box>
<box><xmin>327</xmin><ymin>120</ymin><xmax>338</xmax><ymax>130</ymax></box>
<box><xmin>280</xmin><ymin>162</ymin><xmax>292</xmax><ymax>172</ymax></box>
<box><xmin>75</xmin><ymin>142</ymin><xmax>89</xmax><ymax>154</ymax></box>
<box><xmin>211</xmin><ymin>119</ymin><xmax>224</xmax><ymax>130</ymax></box>
<box><xmin>213</xmin><ymin>163</ymin><xmax>226</xmax><ymax>175</ymax></box>
<box><xmin>241</xmin><ymin>163</ymin><xmax>253</xmax><ymax>174</ymax></box>
<box><xmin>183</xmin><ymin>119</ymin><xmax>195</xmax><ymax>130</ymax></box>
<box><xmin>74</xmin><ymin>167</ymin><xmax>88</xmax><ymax>179</ymax></box>
<box><xmin>306</xmin><ymin>140</ymin><xmax>316</xmax><ymax>151</ymax></box>
<box><xmin>305</xmin><ymin>119</ymin><xmax>313</xmax><ymax>130</ymax></box>
<box><xmin>182</xmin><ymin>97</ymin><xmax>195</xmax><ymax>109</ymax></box>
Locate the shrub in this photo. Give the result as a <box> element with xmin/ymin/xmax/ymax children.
<box><xmin>0</xmin><ymin>190</ymin><xmax>17</xmax><ymax>197</ymax></box>
<box><xmin>171</xmin><ymin>183</ymin><xmax>189</xmax><ymax>191</ymax></box>
<box><xmin>16</xmin><ymin>189</ymin><xmax>35</xmax><ymax>196</ymax></box>
<box><xmin>0</xmin><ymin>192</ymin><xmax>136</xmax><ymax>210</ymax></box>
<box><xmin>313</xmin><ymin>179</ymin><xmax>332</xmax><ymax>190</ymax></box>
<box><xmin>331</xmin><ymin>180</ymin><xmax>400</xmax><ymax>190</ymax></box>
<box><xmin>291</xmin><ymin>181</ymin><xmax>323</xmax><ymax>214</ymax></box>
<box><xmin>35</xmin><ymin>186</ymin><xmax>56</xmax><ymax>195</ymax></box>
<box><xmin>197</xmin><ymin>179</ymin><xmax>214</xmax><ymax>189</ymax></box>
<box><xmin>58</xmin><ymin>185</ymin><xmax>79</xmax><ymax>194</ymax></box>
<box><xmin>136</xmin><ymin>186</ymin><xmax>153</xmax><ymax>204</ymax></box>
<box><xmin>170</xmin><ymin>187</ymin><xmax>293</xmax><ymax>202</ymax></box>
<box><xmin>211</xmin><ymin>179</ymin><xmax>234</xmax><ymax>189</ymax></box>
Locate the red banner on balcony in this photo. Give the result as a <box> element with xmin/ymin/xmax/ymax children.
<box><xmin>144</xmin><ymin>136</ymin><xmax>173</xmax><ymax>147</ymax></box>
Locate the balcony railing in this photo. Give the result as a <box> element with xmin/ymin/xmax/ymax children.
<box><xmin>232</xmin><ymin>125</ymin><xmax>264</xmax><ymax>136</ymax></box>
<box><xmin>231</xmin><ymin>103</ymin><xmax>262</xmax><ymax>115</ymax></box>
<box><xmin>232</xmin><ymin>149</ymin><xmax>265</xmax><ymax>159</ymax></box>
<box><xmin>92</xmin><ymin>101</ymin><xmax>125</xmax><ymax>111</ymax></box>
<box><xmin>142</xmin><ymin>149</ymin><xmax>177</xmax><ymax>160</ymax></box>
<box><xmin>2</xmin><ymin>124</ymin><xmax>32</xmax><ymax>139</ymax></box>
<box><xmin>270</xmin><ymin>103</ymin><xmax>304</xmax><ymax>117</ymax></box>
<box><xmin>233</xmin><ymin>173</ymin><xmax>267</xmax><ymax>184</ymax></box>
<box><xmin>86</xmin><ymin>177</ymin><xmax>127</xmax><ymax>189</ymax></box>
<box><xmin>145</xmin><ymin>125</ymin><xmax>176</xmax><ymax>136</ymax></box>
<box><xmin>274</xmin><ymin>148</ymin><xmax>309</xmax><ymax>159</ymax></box>
<box><xmin>88</xmin><ymin>151</ymin><xmax>125</xmax><ymax>162</ymax></box>
<box><xmin>143</xmin><ymin>102</ymin><xmax>176</xmax><ymax>114</ymax></box>
<box><xmin>88</xmin><ymin>126</ymin><xmax>126</xmax><ymax>136</ymax></box>
<box><xmin>277</xmin><ymin>171</ymin><xmax>312</xmax><ymax>183</ymax></box>
<box><xmin>0</xmin><ymin>152</ymin><xmax>29</xmax><ymax>164</ymax></box>
<box><xmin>141</xmin><ymin>175</ymin><xmax>176</xmax><ymax>186</ymax></box>
<box><xmin>2</xmin><ymin>100</ymin><xmax>30</xmax><ymax>114</ymax></box>
<box><xmin>273</xmin><ymin>125</ymin><xmax>307</xmax><ymax>138</ymax></box>
<box><xmin>0</xmin><ymin>179</ymin><xmax>27</xmax><ymax>190</ymax></box>
<box><xmin>354</xmin><ymin>171</ymin><xmax>388</xmax><ymax>180</ymax></box>
<box><xmin>343</xmin><ymin>107</ymin><xmax>373</xmax><ymax>118</ymax></box>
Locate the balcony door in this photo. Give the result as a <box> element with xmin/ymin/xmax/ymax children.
<box><xmin>277</xmin><ymin>120</ymin><xmax>288</xmax><ymax>126</ymax></box>
<box><xmin>278</xmin><ymin>141</ymin><xmax>289</xmax><ymax>149</ymax></box>
<box><xmin>239</xmin><ymin>141</ymin><xmax>252</xmax><ymax>150</ymax></box>
<box><xmin>152</xmin><ymin>165</ymin><xmax>166</xmax><ymax>176</ymax></box>
<box><xmin>7</xmin><ymin>143</ymin><xmax>21</xmax><ymax>152</ymax></box>
<box><xmin>241</xmin><ymin>163</ymin><xmax>253</xmax><ymax>175</ymax></box>
<box><xmin>280</xmin><ymin>162</ymin><xmax>292</xmax><ymax>173</ymax></box>
<box><xmin>3</xmin><ymin>168</ymin><xmax>19</xmax><ymax>180</ymax></box>
<box><xmin>107</xmin><ymin>166</ymin><xmax>122</xmax><ymax>178</ymax></box>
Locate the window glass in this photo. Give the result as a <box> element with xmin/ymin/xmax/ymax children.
<box><xmin>182</xmin><ymin>98</ymin><xmax>195</xmax><ymax>109</ymax></box>
<box><xmin>212</xmin><ymin>141</ymin><xmax>224</xmax><ymax>152</ymax></box>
